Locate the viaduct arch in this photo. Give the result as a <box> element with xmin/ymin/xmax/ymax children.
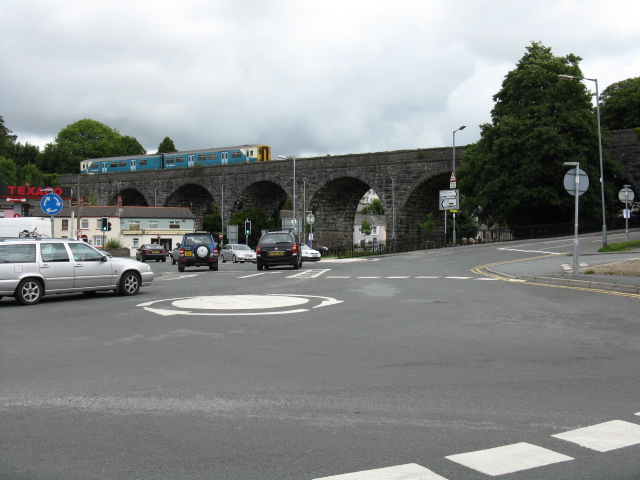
<box><xmin>60</xmin><ymin>146</ymin><xmax>457</xmax><ymax>247</ymax></box>
<box><xmin>59</xmin><ymin>129</ymin><xmax>640</xmax><ymax>247</ymax></box>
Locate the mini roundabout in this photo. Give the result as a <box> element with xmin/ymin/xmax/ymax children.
<box><xmin>137</xmin><ymin>294</ymin><xmax>342</xmax><ymax>316</ymax></box>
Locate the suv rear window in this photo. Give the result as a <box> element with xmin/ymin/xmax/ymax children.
<box><xmin>0</xmin><ymin>244</ymin><xmax>37</xmax><ymax>263</ymax></box>
<box><xmin>261</xmin><ymin>233</ymin><xmax>294</xmax><ymax>243</ymax></box>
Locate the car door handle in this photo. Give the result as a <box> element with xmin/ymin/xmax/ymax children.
<box><xmin>74</xmin><ymin>263</ymin><xmax>83</xmax><ymax>267</ymax></box>
<box><xmin>40</xmin><ymin>264</ymin><xmax>50</xmax><ymax>268</ymax></box>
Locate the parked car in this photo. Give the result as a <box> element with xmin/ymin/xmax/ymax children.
<box><xmin>301</xmin><ymin>244</ymin><xmax>321</xmax><ymax>261</ymax></box>
<box><xmin>256</xmin><ymin>229</ymin><xmax>303</xmax><ymax>270</ymax></box>
<box><xmin>136</xmin><ymin>244</ymin><xmax>166</xmax><ymax>262</ymax></box>
<box><xmin>220</xmin><ymin>244</ymin><xmax>257</xmax><ymax>263</ymax></box>
<box><xmin>0</xmin><ymin>238</ymin><xmax>155</xmax><ymax>305</ymax></box>
<box><xmin>176</xmin><ymin>233</ymin><xmax>218</xmax><ymax>272</ymax></box>
<box><xmin>169</xmin><ymin>245</ymin><xmax>181</xmax><ymax>265</ymax></box>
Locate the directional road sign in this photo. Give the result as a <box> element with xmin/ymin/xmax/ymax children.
<box><xmin>439</xmin><ymin>190</ymin><xmax>459</xmax><ymax>210</ymax></box>
<box><xmin>40</xmin><ymin>193</ymin><xmax>63</xmax><ymax>215</ymax></box>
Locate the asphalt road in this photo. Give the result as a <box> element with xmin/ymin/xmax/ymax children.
<box><xmin>1</xmin><ymin>238</ymin><xmax>639</xmax><ymax>480</ymax></box>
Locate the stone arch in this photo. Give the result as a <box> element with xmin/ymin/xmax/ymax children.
<box><xmin>396</xmin><ymin>172</ymin><xmax>449</xmax><ymax>245</ymax></box>
<box><xmin>310</xmin><ymin>176</ymin><xmax>372</xmax><ymax>247</ymax></box>
<box><xmin>230</xmin><ymin>180</ymin><xmax>288</xmax><ymax>227</ymax></box>
<box><xmin>165</xmin><ymin>183</ymin><xmax>214</xmax><ymax>229</ymax></box>
<box><xmin>109</xmin><ymin>188</ymin><xmax>148</xmax><ymax>206</ymax></box>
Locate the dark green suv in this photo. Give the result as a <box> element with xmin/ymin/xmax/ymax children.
<box><xmin>256</xmin><ymin>230</ymin><xmax>303</xmax><ymax>270</ymax></box>
<box><xmin>176</xmin><ymin>233</ymin><xmax>219</xmax><ymax>272</ymax></box>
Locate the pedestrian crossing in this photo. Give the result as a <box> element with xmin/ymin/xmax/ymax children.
<box><xmin>312</xmin><ymin>414</ymin><xmax>640</xmax><ymax>479</ymax></box>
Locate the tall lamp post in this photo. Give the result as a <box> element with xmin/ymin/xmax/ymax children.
<box><xmin>452</xmin><ymin>125</ymin><xmax>466</xmax><ymax>246</ymax></box>
<box><xmin>558</xmin><ymin>74</ymin><xmax>607</xmax><ymax>247</ymax></box>
<box><xmin>278</xmin><ymin>155</ymin><xmax>297</xmax><ymax>233</ymax></box>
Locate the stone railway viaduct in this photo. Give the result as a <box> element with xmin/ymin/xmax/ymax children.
<box><xmin>59</xmin><ymin>129</ymin><xmax>640</xmax><ymax>247</ymax></box>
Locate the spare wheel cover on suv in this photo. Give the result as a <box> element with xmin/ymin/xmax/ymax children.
<box><xmin>194</xmin><ymin>245</ymin><xmax>210</xmax><ymax>260</ymax></box>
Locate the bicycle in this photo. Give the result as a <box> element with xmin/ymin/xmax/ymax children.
<box><xmin>18</xmin><ymin>228</ymin><xmax>48</xmax><ymax>238</ymax></box>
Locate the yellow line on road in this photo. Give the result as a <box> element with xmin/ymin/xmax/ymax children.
<box><xmin>471</xmin><ymin>253</ymin><xmax>640</xmax><ymax>299</ymax></box>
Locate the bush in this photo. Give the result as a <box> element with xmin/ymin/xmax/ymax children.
<box><xmin>105</xmin><ymin>238</ymin><xmax>123</xmax><ymax>249</ymax></box>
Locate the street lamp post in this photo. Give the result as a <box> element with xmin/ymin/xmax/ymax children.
<box><xmin>558</xmin><ymin>74</ymin><xmax>607</xmax><ymax>247</ymax></box>
<box><xmin>452</xmin><ymin>125</ymin><xmax>466</xmax><ymax>246</ymax></box>
<box><xmin>278</xmin><ymin>155</ymin><xmax>297</xmax><ymax>233</ymax></box>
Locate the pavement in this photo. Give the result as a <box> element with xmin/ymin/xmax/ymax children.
<box><xmin>485</xmin><ymin>238</ymin><xmax>640</xmax><ymax>294</ymax></box>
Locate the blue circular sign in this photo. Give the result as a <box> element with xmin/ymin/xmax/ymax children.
<box><xmin>40</xmin><ymin>193</ymin><xmax>63</xmax><ymax>215</ymax></box>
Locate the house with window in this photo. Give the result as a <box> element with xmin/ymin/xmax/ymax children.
<box><xmin>353</xmin><ymin>213</ymin><xmax>387</xmax><ymax>246</ymax></box>
<box><xmin>53</xmin><ymin>205</ymin><xmax>196</xmax><ymax>254</ymax></box>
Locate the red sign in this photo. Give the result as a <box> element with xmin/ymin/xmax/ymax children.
<box><xmin>449</xmin><ymin>171</ymin><xmax>457</xmax><ymax>182</ymax></box>
<box><xmin>0</xmin><ymin>185</ymin><xmax>73</xmax><ymax>200</ymax></box>
<box><xmin>219</xmin><ymin>233</ymin><xmax>223</xmax><ymax>240</ymax></box>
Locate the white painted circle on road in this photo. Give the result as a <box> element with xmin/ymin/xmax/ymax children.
<box><xmin>172</xmin><ymin>295</ymin><xmax>309</xmax><ymax>310</ymax></box>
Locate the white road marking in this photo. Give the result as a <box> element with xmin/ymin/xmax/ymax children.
<box><xmin>551</xmin><ymin>420</ymin><xmax>640</xmax><ymax>452</ymax></box>
<box><xmin>288</xmin><ymin>269</ymin><xmax>331</xmax><ymax>278</ymax></box>
<box><xmin>445</xmin><ymin>276</ymin><xmax>472</xmax><ymax>280</ymax></box>
<box><xmin>446</xmin><ymin>442</ymin><xmax>573</xmax><ymax>476</ymax></box>
<box><xmin>172</xmin><ymin>295</ymin><xmax>309</xmax><ymax>310</ymax></box>
<box><xmin>312</xmin><ymin>463</ymin><xmax>448</xmax><ymax>480</ymax></box>
<box><xmin>416</xmin><ymin>276</ymin><xmax>441</xmax><ymax>279</ymax></box>
<box><xmin>162</xmin><ymin>274</ymin><xmax>197</xmax><ymax>281</ymax></box>
<box><xmin>498</xmin><ymin>247</ymin><xmax>564</xmax><ymax>255</ymax></box>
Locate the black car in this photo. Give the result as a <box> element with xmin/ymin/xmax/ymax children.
<box><xmin>136</xmin><ymin>244</ymin><xmax>166</xmax><ymax>262</ymax></box>
<box><xmin>256</xmin><ymin>230</ymin><xmax>303</xmax><ymax>270</ymax></box>
<box><xmin>176</xmin><ymin>233</ymin><xmax>218</xmax><ymax>272</ymax></box>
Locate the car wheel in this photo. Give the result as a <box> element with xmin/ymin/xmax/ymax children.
<box><xmin>16</xmin><ymin>278</ymin><xmax>43</xmax><ymax>305</ymax></box>
<box><xmin>221</xmin><ymin>254</ymin><xmax>227</xmax><ymax>263</ymax></box>
<box><xmin>194</xmin><ymin>245</ymin><xmax>210</xmax><ymax>260</ymax></box>
<box><xmin>156</xmin><ymin>259</ymin><xmax>160</xmax><ymax>262</ymax></box>
<box><xmin>178</xmin><ymin>265</ymin><xmax>185</xmax><ymax>272</ymax></box>
<box><xmin>118</xmin><ymin>271</ymin><xmax>141</xmax><ymax>296</ymax></box>
<box><xmin>209</xmin><ymin>264</ymin><xmax>218</xmax><ymax>271</ymax></box>
<box><xmin>257</xmin><ymin>263</ymin><xmax>263</xmax><ymax>271</ymax></box>
<box><xmin>232</xmin><ymin>255</ymin><xmax>237</xmax><ymax>263</ymax></box>
<box><xmin>293</xmin><ymin>258</ymin><xmax>300</xmax><ymax>270</ymax></box>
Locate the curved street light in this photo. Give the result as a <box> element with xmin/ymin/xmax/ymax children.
<box><xmin>558</xmin><ymin>74</ymin><xmax>607</xmax><ymax>247</ymax></box>
<box><xmin>452</xmin><ymin>125</ymin><xmax>466</xmax><ymax>246</ymax></box>
<box><xmin>278</xmin><ymin>155</ymin><xmax>297</xmax><ymax>233</ymax></box>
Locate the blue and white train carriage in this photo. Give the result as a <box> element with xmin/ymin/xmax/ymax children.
<box><xmin>80</xmin><ymin>144</ymin><xmax>272</xmax><ymax>174</ymax></box>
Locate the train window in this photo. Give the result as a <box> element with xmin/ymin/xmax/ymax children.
<box><xmin>250</xmin><ymin>150</ymin><xmax>254</xmax><ymax>156</ymax></box>
<box><xmin>139</xmin><ymin>159</ymin><xmax>148</xmax><ymax>166</ymax></box>
<box><xmin>232</xmin><ymin>151</ymin><xmax>242</xmax><ymax>158</ymax></box>
<box><xmin>208</xmin><ymin>153</ymin><xmax>217</xmax><ymax>160</ymax></box>
<box><xmin>91</xmin><ymin>163</ymin><xmax>98</xmax><ymax>169</ymax></box>
<box><xmin>110</xmin><ymin>162</ymin><xmax>118</xmax><ymax>168</ymax></box>
<box><xmin>198</xmin><ymin>155</ymin><xmax>206</xmax><ymax>161</ymax></box>
<box><xmin>119</xmin><ymin>161</ymin><xmax>126</xmax><ymax>167</ymax></box>
<box><xmin>176</xmin><ymin>156</ymin><xmax>184</xmax><ymax>163</ymax></box>
<box><xmin>166</xmin><ymin>158</ymin><xmax>174</xmax><ymax>164</ymax></box>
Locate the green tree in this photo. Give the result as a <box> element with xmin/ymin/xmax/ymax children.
<box><xmin>361</xmin><ymin>198</ymin><xmax>384</xmax><ymax>214</ymax></box>
<box><xmin>599</xmin><ymin>77</ymin><xmax>640</xmax><ymax>130</ymax></box>
<box><xmin>0</xmin><ymin>157</ymin><xmax>18</xmax><ymax>184</ymax></box>
<box><xmin>458</xmin><ymin>42</ymin><xmax>624</xmax><ymax>232</ymax></box>
<box><xmin>418</xmin><ymin>212</ymin><xmax>437</xmax><ymax>232</ymax></box>
<box><xmin>0</xmin><ymin>116</ymin><xmax>18</xmax><ymax>157</ymax></box>
<box><xmin>157</xmin><ymin>136</ymin><xmax>177</xmax><ymax>154</ymax></box>
<box><xmin>39</xmin><ymin>119</ymin><xmax>146</xmax><ymax>174</ymax></box>
<box><xmin>229</xmin><ymin>208</ymin><xmax>273</xmax><ymax>246</ymax></box>
<box><xmin>120</xmin><ymin>135</ymin><xmax>147</xmax><ymax>155</ymax></box>
<box><xmin>359</xmin><ymin>218</ymin><xmax>373</xmax><ymax>236</ymax></box>
<box><xmin>202</xmin><ymin>201</ymin><xmax>222</xmax><ymax>233</ymax></box>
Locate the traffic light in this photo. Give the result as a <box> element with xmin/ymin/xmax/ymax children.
<box><xmin>107</xmin><ymin>222</ymin><xmax>112</xmax><ymax>232</ymax></box>
<box><xmin>101</xmin><ymin>216</ymin><xmax>108</xmax><ymax>231</ymax></box>
<box><xmin>244</xmin><ymin>220</ymin><xmax>251</xmax><ymax>235</ymax></box>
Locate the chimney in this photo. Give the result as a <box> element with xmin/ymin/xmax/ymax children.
<box><xmin>117</xmin><ymin>196</ymin><xmax>122</xmax><ymax>207</ymax></box>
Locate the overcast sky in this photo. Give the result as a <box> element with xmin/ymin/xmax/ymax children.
<box><xmin>2</xmin><ymin>0</ymin><xmax>639</xmax><ymax>160</ymax></box>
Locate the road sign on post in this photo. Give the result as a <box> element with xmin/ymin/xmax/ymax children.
<box><xmin>619</xmin><ymin>185</ymin><xmax>635</xmax><ymax>242</ymax></box>
<box><xmin>439</xmin><ymin>190</ymin><xmax>459</xmax><ymax>210</ymax></box>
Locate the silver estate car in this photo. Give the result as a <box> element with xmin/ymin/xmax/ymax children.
<box><xmin>220</xmin><ymin>244</ymin><xmax>257</xmax><ymax>263</ymax></box>
<box><xmin>0</xmin><ymin>238</ymin><xmax>155</xmax><ymax>305</ymax></box>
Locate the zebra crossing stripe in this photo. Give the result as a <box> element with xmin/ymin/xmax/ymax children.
<box><xmin>445</xmin><ymin>442</ymin><xmax>573</xmax><ymax>476</ymax></box>
<box><xmin>551</xmin><ymin>420</ymin><xmax>640</xmax><ymax>452</ymax></box>
<box><xmin>312</xmin><ymin>463</ymin><xmax>448</xmax><ymax>480</ymax></box>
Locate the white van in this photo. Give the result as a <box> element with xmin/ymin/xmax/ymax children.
<box><xmin>0</xmin><ymin>217</ymin><xmax>52</xmax><ymax>238</ymax></box>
